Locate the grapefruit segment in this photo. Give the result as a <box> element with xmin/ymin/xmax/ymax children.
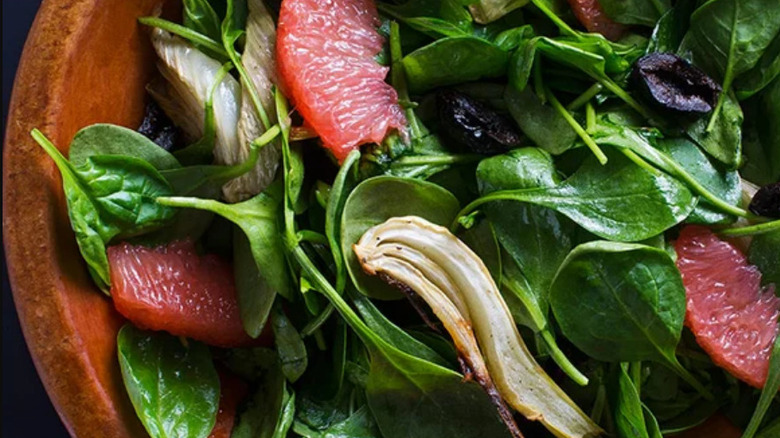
<box><xmin>108</xmin><ymin>240</ymin><xmax>267</xmax><ymax>348</ymax></box>
<box><xmin>675</xmin><ymin>226</ymin><xmax>779</xmax><ymax>388</ymax></box>
<box><xmin>566</xmin><ymin>0</ymin><xmax>627</xmax><ymax>41</ymax></box>
<box><xmin>276</xmin><ymin>0</ymin><xmax>407</xmax><ymax>161</ymax></box>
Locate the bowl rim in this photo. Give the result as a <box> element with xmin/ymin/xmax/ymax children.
<box><xmin>3</xmin><ymin>1</ymin><xmax>153</xmax><ymax>436</ymax></box>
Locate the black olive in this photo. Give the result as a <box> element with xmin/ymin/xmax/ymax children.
<box><xmin>749</xmin><ymin>182</ymin><xmax>780</xmax><ymax>218</ymax></box>
<box><xmin>631</xmin><ymin>53</ymin><xmax>721</xmax><ymax>116</ymax></box>
<box><xmin>137</xmin><ymin>101</ymin><xmax>183</xmax><ymax>151</ymax></box>
<box><xmin>437</xmin><ymin>90</ymin><xmax>522</xmax><ymax>155</ymax></box>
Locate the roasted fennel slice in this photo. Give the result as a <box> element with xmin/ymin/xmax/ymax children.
<box><xmin>354</xmin><ymin>216</ymin><xmax>602</xmax><ymax>438</ymax></box>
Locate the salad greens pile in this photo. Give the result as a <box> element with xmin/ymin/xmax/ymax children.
<box><xmin>32</xmin><ymin>0</ymin><xmax>780</xmax><ymax>437</ymax></box>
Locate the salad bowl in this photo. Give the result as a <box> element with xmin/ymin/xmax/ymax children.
<box><xmin>3</xmin><ymin>1</ymin><xmax>175</xmax><ymax>436</ymax></box>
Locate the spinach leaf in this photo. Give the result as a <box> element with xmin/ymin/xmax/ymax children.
<box><xmin>653</xmin><ymin>137</ymin><xmax>741</xmax><ymax>224</ymax></box>
<box><xmin>678</xmin><ymin>0</ymin><xmax>780</xmax><ymax>125</ymax></box>
<box><xmin>402</xmin><ymin>36</ymin><xmax>509</xmax><ymax>93</ymax></box>
<box><xmin>734</xmin><ymin>33</ymin><xmax>780</xmax><ymax>100</ymax></box>
<box><xmin>647</xmin><ymin>0</ymin><xmax>696</xmax><ymax>53</ymax></box>
<box><xmin>504</xmin><ymin>86</ymin><xmax>577</xmax><ymax>155</ymax></box>
<box><xmin>459</xmin><ymin>219</ymin><xmax>502</xmax><ymax>285</ymax></box>
<box><xmin>340</xmin><ymin>176</ymin><xmax>460</xmax><ymax>299</ymax></box>
<box><xmin>600</xmin><ymin>0</ymin><xmax>670</xmax><ymax>27</ymax></box>
<box><xmin>157</xmin><ymin>190</ymin><xmax>293</xmax><ymax>301</ymax></box>
<box><xmin>350</xmin><ymin>290</ymin><xmax>450</xmax><ymax>367</ymax></box>
<box><xmin>326</xmin><ymin>151</ymin><xmax>360</xmax><ymax>294</ymax></box>
<box><xmin>365</xmin><ymin>345</ymin><xmax>512</xmax><ymax>438</ymax></box>
<box><xmin>230</xmin><ymin>351</ymin><xmax>294</xmax><ymax>438</ymax></box>
<box><xmin>69</xmin><ymin>124</ymin><xmax>180</xmax><ymax>171</ymax></box>
<box><xmin>183</xmin><ymin>0</ymin><xmax>222</xmax><ymax>43</ymax></box>
<box><xmin>234</xmin><ymin>228</ymin><xmax>274</xmax><ymax>338</ymax></box>
<box><xmin>741</xmin><ymin>331</ymin><xmax>780</xmax><ymax>438</ymax></box>
<box><xmin>34</xmin><ymin>130</ymin><xmax>176</xmax><ymax>290</ymax></box>
<box><xmin>742</xmin><ymin>77</ymin><xmax>780</xmax><ymax>185</ymax></box>
<box><xmin>293</xmin><ymin>406</ymin><xmax>380</xmax><ymax>438</ymax></box>
<box><xmin>271</xmin><ymin>304</ymin><xmax>308</xmax><ymax>383</ymax></box>
<box><xmin>117</xmin><ymin>325</ymin><xmax>220</xmax><ymax>438</ymax></box>
<box><xmin>549</xmin><ymin>241</ymin><xmax>709</xmax><ymax>395</ymax></box>
<box><xmin>609</xmin><ymin>363</ymin><xmax>650</xmax><ymax>438</ymax></box>
<box><xmin>379</xmin><ymin>0</ymin><xmax>474</xmax><ymax>38</ymax></box>
<box><xmin>748</xmin><ymin>230</ymin><xmax>780</xmax><ymax>287</ymax></box>
<box><xmin>757</xmin><ymin>417</ymin><xmax>780</xmax><ymax>438</ymax></box>
<box><xmin>465</xmin><ymin>150</ymin><xmax>696</xmax><ymax>242</ymax></box>
<box><xmin>685</xmin><ymin>92</ymin><xmax>743</xmax><ymax>169</ymax></box>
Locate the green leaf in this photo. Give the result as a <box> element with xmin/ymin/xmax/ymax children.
<box><xmin>271</xmin><ymin>304</ymin><xmax>308</xmax><ymax>383</ymax></box>
<box><xmin>183</xmin><ymin>0</ymin><xmax>222</xmax><ymax>42</ymax></box>
<box><xmin>402</xmin><ymin>36</ymin><xmax>510</xmax><ymax>93</ymax></box>
<box><xmin>69</xmin><ymin>124</ymin><xmax>181</xmax><ymax>170</ymax></box>
<box><xmin>741</xmin><ymin>77</ymin><xmax>780</xmax><ymax>185</ymax></box>
<box><xmin>326</xmin><ymin>151</ymin><xmax>361</xmax><ymax>294</ymax></box>
<box><xmin>366</xmin><ymin>344</ymin><xmax>513</xmax><ymax>438</ymax></box>
<box><xmin>341</xmin><ymin>176</ymin><xmax>460</xmax><ymax>299</ymax></box>
<box><xmin>157</xmin><ymin>191</ymin><xmax>293</xmax><ymax>301</ymax></box>
<box><xmin>647</xmin><ymin>0</ymin><xmax>696</xmax><ymax>53</ymax></box>
<box><xmin>34</xmin><ymin>130</ymin><xmax>177</xmax><ymax>290</ymax></box>
<box><xmin>653</xmin><ymin>137</ymin><xmax>741</xmax><ymax>224</ymax></box>
<box><xmin>678</xmin><ymin>0</ymin><xmax>780</xmax><ymax>125</ymax></box>
<box><xmin>748</xmin><ymin>230</ymin><xmax>780</xmax><ymax>287</ymax></box>
<box><xmin>600</xmin><ymin>0</ymin><xmax>670</xmax><ymax>27</ymax></box>
<box><xmin>504</xmin><ymin>86</ymin><xmax>577</xmax><ymax>155</ymax></box>
<box><xmin>685</xmin><ymin>92</ymin><xmax>744</xmax><ymax>169</ymax></box>
<box><xmin>293</xmin><ymin>406</ymin><xmax>380</xmax><ymax>438</ymax></box>
<box><xmin>741</xmin><ymin>330</ymin><xmax>780</xmax><ymax>438</ymax></box>
<box><xmin>734</xmin><ymin>33</ymin><xmax>780</xmax><ymax>100</ymax></box>
<box><xmin>350</xmin><ymin>290</ymin><xmax>450</xmax><ymax>367</ymax></box>
<box><xmin>233</xmin><ymin>228</ymin><xmax>275</xmax><ymax>338</ymax></box>
<box><xmin>549</xmin><ymin>241</ymin><xmax>708</xmax><ymax>395</ymax></box>
<box><xmin>609</xmin><ymin>363</ymin><xmax>650</xmax><ymax>438</ymax></box>
<box><xmin>117</xmin><ymin>325</ymin><xmax>220</xmax><ymax>438</ymax></box>
<box><xmin>465</xmin><ymin>150</ymin><xmax>696</xmax><ymax>242</ymax></box>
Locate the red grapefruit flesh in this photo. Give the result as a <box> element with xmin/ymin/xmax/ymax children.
<box><xmin>675</xmin><ymin>226</ymin><xmax>779</xmax><ymax>388</ymax></box>
<box><xmin>566</xmin><ymin>0</ymin><xmax>627</xmax><ymax>41</ymax></box>
<box><xmin>208</xmin><ymin>369</ymin><xmax>248</xmax><ymax>438</ymax></box>
<box><xmin>108</xmin><ymin>240</ymin><xmax>268</xmax><ymax>348</ymax></box>
<box><xmin>276</xmin><ymin>0</ymin><xmax>407</xmax><ymax>162</ymax></box>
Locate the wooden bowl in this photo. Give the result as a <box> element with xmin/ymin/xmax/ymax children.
<box><xmin>3</xmin><ymin>1</ymin><xmax>177</xmax><ymax>436</ymax></box>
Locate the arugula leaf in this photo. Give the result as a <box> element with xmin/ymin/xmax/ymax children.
<box><xmin>34</xmin><ymin>130</ymin><xmax>176</xmax><ymax>290</ymax></box>
<box><xmin>465</xmin><ymin>150</ymin><xmax>696</xmax><ymax>242</ymax></box>
<box><xmin>326</xmin><ymin>150</ymin><xmax>360</xmax><ymax>294</ymax></box>
<box><xmin>340</xmin><ymin>176</ymin><xmax>460</xmax><ymax>300</ymax></box>
<box><xmin>117</xmin><ymin>325</ymin><xmax>220</xmax><ymax>438</ymax></box>
<box><xmin>549</xmin><ymin>241</ymin><xmax>710</xmax><ymax>396</ymax></box>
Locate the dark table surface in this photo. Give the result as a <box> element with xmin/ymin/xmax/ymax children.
<box><xmin>3</xmin><ymin>1</ymin><xmax>70</xmax><ymax>436</ymax></box>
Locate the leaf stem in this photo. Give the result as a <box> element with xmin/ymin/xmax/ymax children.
<box><xmin>138</xmin><ymin>17</ymin><xmax>229</xmax><ymax>60</ymax></box>
<box><xmin>568</xmin><ymin>83</ymin><xmax>603</xmax><ymax>111</ymax></box>
<box><xmin>391</xmin><ymin>154</ymin><xmax>483</xmax><ymax>167</ymax></box>
<box><xmin>718</xmin><ymin>220</ymin><xmax>780</xmax><ymax>237</ymax></box>
<box><xmin>597</xmin><ymin>76</ymin><xmax>653</xmax><ymax>121</ymax></box>
<box><xmin>546</xmin><ymin>87</ymin><xmax>609</xmax><ymax>165</ymax></box>
<box><xmin>540</xmin><ymin>329</ymin><xmax>589</xmax><ymax>386</ymax></box>
<box><xmin>301</xmin><ymin>304</ymin><xmax>335</xmax><ymax>337</ymax></box>
<box><xmin>531</xmin><ymin>0</ymin><xmax>578</xmax><ymax>37</ymax></box>
<box><xmin>668</xmin><ymin>357</ymin><xmax>713</xmax><ymax>400</ymax></box>
<box><xmin>296</xmin><ymin>230</ymin><xmax>329</xmax><ymax>245</ymax></box>
<box><xmin>741</xmin><ymin>326</ymin><xmax>780</xmax><ymax>438</ymax></box>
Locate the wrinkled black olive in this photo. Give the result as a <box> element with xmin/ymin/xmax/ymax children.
<box><xmin>137</xmin><ymin>101</ymin><xmax>183</xmax><ymax>151</ymax></box>
<box><xmin>437</xmin><ymin>90</ymin><xmax>522</xmax><ymax>155</ymax></box>
<box><xmin>749</xmin><ymin>182</ymin><xmax>780</xmax><ymax>218</ymax></box>
<box><xmin>631</xmin><ymin>53</ymin><xmax>721</xmax><ymax>116</ymax></box>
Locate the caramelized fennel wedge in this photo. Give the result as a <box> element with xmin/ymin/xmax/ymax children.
<box><xmin>354</xmin><ymin>216</ymin><xmax>602</xmax><ymax>438</ymax></box>
<box><xmin>360</xmin><ymin>254</ymin><xmax>523</xmax><ymax>438</ymax></box>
